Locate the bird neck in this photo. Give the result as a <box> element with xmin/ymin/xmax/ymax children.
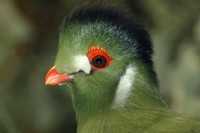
<box><xmin>71</xmin><ymin>83</ymin><xmax>116</xmax><ymax>124</ymax></box>
<box><xmin>73</xmin><ymin>62</ymin><xmax>167</xmax><ymax>125</ymax></box>
<box><xmin>73</xmin><ymin>92</ymin><xmax>114</xmax><ymax>126</ymax></box>
<box><xmin>129</xmin><ymin>61</ymin><xmax>167</xmax><ymax>108</ymax></box>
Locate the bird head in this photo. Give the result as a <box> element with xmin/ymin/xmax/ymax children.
<box><xmin>45</xmin><ymin>4</ymin><xmax>165</xmax><ymax>117</ymax></box>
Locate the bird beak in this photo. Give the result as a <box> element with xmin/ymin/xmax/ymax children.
<box><xmin>45</xmin><ymin>66</ymin><xmax>74</xmax><ymax>86</ymax></box>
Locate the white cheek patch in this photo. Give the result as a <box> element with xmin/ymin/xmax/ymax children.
<box><xmin>112</xmin><ymin>64</ymin><xmax>136</xmax><ymax>109</ymax></box>
<box><xmin>74</xmin><ymin>55</ymin><xmax>91</xmax><ymax>74</ymax></box>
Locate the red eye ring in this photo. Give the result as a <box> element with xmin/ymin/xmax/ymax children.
<box><xmin>87</xmin><ymin>46</ymin><xmax>112</xmax><ymax>70</ymax></box>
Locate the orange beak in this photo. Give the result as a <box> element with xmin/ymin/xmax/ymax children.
<box><xmin>45</xmin><ymin>66</ymin><xmax>74</xmax><ymax>86</ymax></box>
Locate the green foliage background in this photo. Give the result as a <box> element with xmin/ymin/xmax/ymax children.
<box><xmin>0</xmin><ymin>0</ymin><xmax>200</xmax><ymax>132</ymax></box>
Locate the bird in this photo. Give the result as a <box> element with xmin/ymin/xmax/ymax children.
<box><xmin>45</xmin><ymin>3</ymin><xmax>200</xmax><ymax>133</ymax></box>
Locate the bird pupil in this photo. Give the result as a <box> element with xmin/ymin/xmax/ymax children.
<box><xmin>96</xmin><ymin>58</ymin><xmax>102</xmax><ymax>64</ymax></box>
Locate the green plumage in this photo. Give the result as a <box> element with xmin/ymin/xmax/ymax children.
<box><xmin>78</xmin><ymin>108</ymin><xmax>200</xmax><ymax>133</ymax></box>
<box><xmin>49</xmin><ymin>3</ymin><xmax>200</xmax><ymax>133</ymax></box>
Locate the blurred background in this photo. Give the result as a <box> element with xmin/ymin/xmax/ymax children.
<box><xmin>0</xmin><ymin>0</ymin><xmax>200</xmax><ymax>132</ymax></box>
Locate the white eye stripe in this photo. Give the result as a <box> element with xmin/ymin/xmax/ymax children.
<box><xmin>74</xmin><ymin>55</ymin><xmax>91</xmax><ymax>74</ymax></box>
<box><xmin>112</xmin><ymin>64</ymin><xmax>136</xmax><ymax>108</ymax></box>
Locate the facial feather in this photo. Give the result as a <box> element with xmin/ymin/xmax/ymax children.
<box><xmin>112</xmin><ymin>64</ymin><xmax>136</xmax><ymax>108</ymax></box>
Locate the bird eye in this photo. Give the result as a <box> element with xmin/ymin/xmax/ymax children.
<box><xmin>87</xmin><ymin>46</ymin><xmax>112</xmax><ymax>70</ymax></box>
<box><xmin>91</xmin><ymin>55</ymin><xmax>107</xmax><ymax>68</ymax></box>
